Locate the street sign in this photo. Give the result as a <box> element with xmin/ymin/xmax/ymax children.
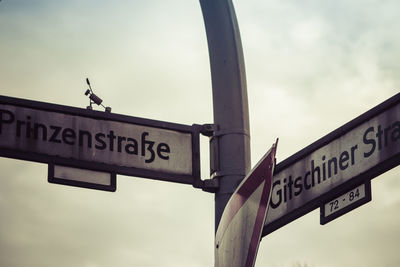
<box><xmin>320</xmin><ymin>180</ymin><xmax>371</xmax><ymax>225</ymax></box>
<box><xmin>215</xmin><ymin>141</ymin><xmax>277</xmax><ymax>267</ymax></box>
<box><xmin>262</xmin><ymin>92</ymin><xmax>400</xmax><ymax>237</ymax></box>
<box><xmin>0</xmin><ymin>95</ymin><xmax>201</xmax><ymax>186</ymax></box>
<box><xmin>48</xmin><ymin>164</ymin><xmax>117</xmax><ymax>192</ymax></box>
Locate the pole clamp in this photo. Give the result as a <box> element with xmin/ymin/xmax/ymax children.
<box><xmin>213</xmin><ymin>128</ymin><xmax>250</xmax><ymax>138</ymax></box>
<box><xmin>211</xmin><ymin>169</ymin><xmax>247</xmax><ymax>179</ymax></box>
<box><xmin>196</xmin><ymin>123</ymin><xmax>215</xmax><ymax>137</ymax></box>
<box><xmin>201</xmin><ymin>178</ymin><xmax>220</xmax><ymax>193</ymax></box>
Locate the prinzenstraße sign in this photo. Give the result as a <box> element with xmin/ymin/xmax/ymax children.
<box><xmin>0</xmin><ymin>95</ymin><xmax>200</xmax><ymax>185</ymax></box>
<box><xmin>263</xmin><ymin>92</ymin><xmax>400</xmax><ymax>236</ymax></box>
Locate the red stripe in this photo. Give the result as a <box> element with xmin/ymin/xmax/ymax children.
<box><xmin>216</xmin><ymin>149</ymin><xmax>275</xmax><ymax>237</ymax></box>
<box><xmin>245</xmin><ymin>168</ymin><xmax>273</xmax><ymax>267</ymax></box>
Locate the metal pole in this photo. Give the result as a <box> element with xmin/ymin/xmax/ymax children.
<box><xmin>199</xmin><ymin>0</ymin><xmax>251</xmax><ymax>232</ymax></box>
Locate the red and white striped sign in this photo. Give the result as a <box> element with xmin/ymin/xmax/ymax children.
<box><xmin>215</xmin><ymin>140</ymin><xmax>278</xmax><ymax>267</ymax></box>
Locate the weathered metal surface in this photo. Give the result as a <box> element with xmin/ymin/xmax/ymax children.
<box><xmin>0</xmin><ymin>95</ymin><xmax>201</xmax><ymax>185</ymax></box>
<box><xmin>263</xmin><ymin>93</ymin><xmax>400</xmax><ymax>236</ymax></box>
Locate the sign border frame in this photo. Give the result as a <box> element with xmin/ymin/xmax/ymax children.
<box><xmin>0</xmin><ymin>95</ymin><xmax>201</xmax><ymax>186</ymax></box>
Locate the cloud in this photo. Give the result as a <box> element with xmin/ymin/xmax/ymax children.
<box><xmin>0</xmin><ymin>0</ymin><xmax>399</xmax><ymax>266</ymax></box>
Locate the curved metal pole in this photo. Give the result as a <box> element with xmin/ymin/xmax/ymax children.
<box><xmin>199</xmin><ymin>0</ymin><xmax>251</xmax><ymax>232</ymax></box>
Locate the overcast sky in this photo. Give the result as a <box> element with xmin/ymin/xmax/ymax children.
<box><xmin>0</xmin><ymin>1</ymin><xmax>399</xmax><ymax>267</ymax></box>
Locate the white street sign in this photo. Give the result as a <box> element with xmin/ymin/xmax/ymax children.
<box><xmin>323</xmin><ymin>183</ymin><xmax>367</xmax><ymax>217</ymax></box>
<box><xmin>263</xmin><ymin>93</ymin><xmax>400</xmax><ymax>236</ymax></box>
<box><xmin>0</xmin><ymin>95</ymin><xmax>201</xmax><ymax>185</ymax></box>
<box><xmin>320</xmin><ymin>180</ymin><xmax>371</xmax><ymax>225</ymax></box>
<box><xmin>48</xmin><ymin>164</ymin><xmax>117</xmax><ymax>192</ymax></box>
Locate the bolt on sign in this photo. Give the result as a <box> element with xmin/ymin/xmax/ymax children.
<box><xmin>0</xmin><ymin>95</ymin><xmax>201</xmax><ymax>186</ymax></box>
<box><xmin>262</xmin><ymin>92</ymin><xmax>400</xmax><ymax>236</ymax></box>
